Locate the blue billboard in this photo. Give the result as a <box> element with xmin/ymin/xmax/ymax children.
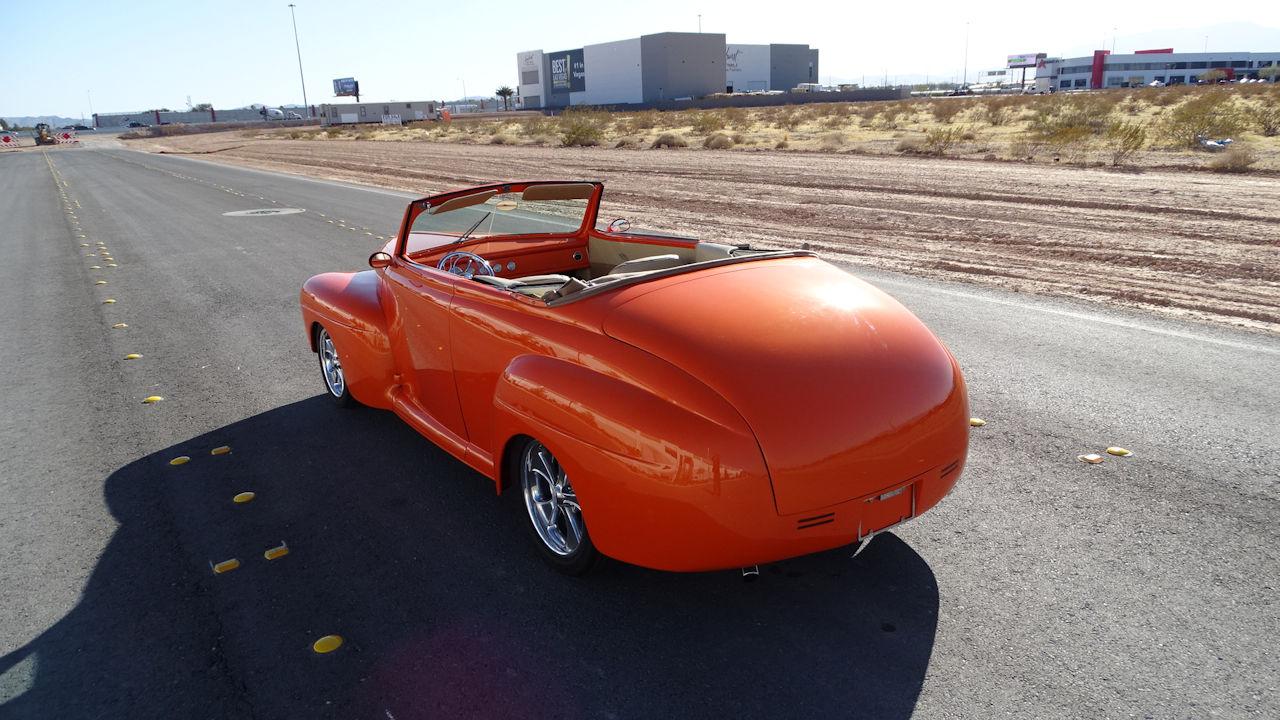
<box><xmin>548</xmin><ymin>49</ymin><xmax>585</xmax><ymax>93</ymax></box>
<box><xmin>332</xmin><ymin>77</ymin><xmax>359</xmax><ymax>96</ymax></box>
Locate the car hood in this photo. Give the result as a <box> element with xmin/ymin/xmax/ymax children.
<box><xmin>602</xmin><ymin>256</ymin><xmax>968</xmax><ymax>516</ymax></box>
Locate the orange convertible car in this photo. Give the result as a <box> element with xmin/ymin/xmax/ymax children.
<box><xmin>300</xmin><ymin>181</ymin><xmax>969</xmax><ymax>574</ymax></box>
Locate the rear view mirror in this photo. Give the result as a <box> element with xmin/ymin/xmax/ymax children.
<box><xmin>606</xmin><ymin>218</ymin><xmax>631</xmax><ymax>233</ymax></box>
<box><xmin>368</xmin><ymin>252</ymin><xmax>392</xmax><ymax>269</ymax></box>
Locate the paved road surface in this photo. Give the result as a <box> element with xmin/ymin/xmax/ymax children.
<box><xmin>1</xmin><ymin>146</ymin><xmax>1276</xmax><ymax>719</ymax></box>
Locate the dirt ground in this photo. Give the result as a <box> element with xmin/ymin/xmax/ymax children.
<box><xmin>121</xmin><ymin>131</ymin><xmax>1280</xmax><ymax>334</ymax></box>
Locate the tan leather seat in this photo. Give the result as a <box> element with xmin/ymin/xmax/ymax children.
<box><xmin>607</xmin><ymin>254</ymin><xmax>685</xmax><ymax>275</ymax></box>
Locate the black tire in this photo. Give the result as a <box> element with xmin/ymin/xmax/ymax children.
<box><xmin>315</xmin><ymin>325</ymin><xmax>356</xmax><ymax>407</ymax></box>
<box><xmin>509</xmin><ymin>437</ymin><xmax>603</xmax><ymax>575</ymax></box>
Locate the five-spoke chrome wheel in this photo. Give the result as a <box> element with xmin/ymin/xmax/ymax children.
<box><xmin>521</xmin><ymin>441</ymin><xmax>586</xmax><ymax>557</ymax></box>
<box><xmin>316</xmin><ymin>326</ymin><xmax>354</xmax><ymax>406</ymax></box>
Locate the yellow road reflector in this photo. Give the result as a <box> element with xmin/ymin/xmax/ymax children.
<box><xmin>90</xmin><ymin>265</ymin><xmax>101</xmax><ymax>269</ymax></box>
<box><xmin>312</xmin><ymin>635</ymin><xmax>343</xmax><ymax>654</ymax></box>
<box><xmin>112</xmin><ymin>323</ymin><xmax>128</xmax><ymax>329</ymax></box>
<box><xmin>969</xmin><ymin>417</ymin><xmax>986</xmax><ymax>427</ymax></box>
<box><xmin>233</xmin><ymin>491</ymin><xmax>255</xmax><ymax>504</ymax></box>
<box><xmin>95</xmin><ymin>280</ymin><xmax>107</xmax><ymax>285</ymax></box>
<box><xmin>211</xmin><ymin>445</ymin><xmax>231</xmax><ymax>455</ymax></box>
<box><xmin>143</xmin><ymin>395</ymin><xmax>164</xmax><ymax>404</ymax></box>
<box><xmin>102</xmin><ymin>298</ymin><xmax>116</xmax><ymax>304</ymax></box>
<box><xmin>264</xmin><ymin>542</ymin><xmax>289</xmax><ymax>560</ymax></box>
<box><xmin>1106</xmin><ymin>447</ymin><xmax>1133</xmax><ymax>457</ymax></box>
<box><xmin>80</xmin><ymin>242</ymin><xmax>89</xmax><ymax>247</ymax></box>
<box><xmin>124</xmin><ymin>353</ymin><xmax>142</xmax><ymax>360</ymax></box>
<box><xmin>103</xmin><ymin>258</ymin><xmax>115</xmax><ymax>262</ymax></box>
<box><xmin>107</xmin><ymin>263</ymin><xmax>118</xmax><ymax>267</ymax></box>
<box><xmin>1077</xmin><ymin>453</ymin><xmax>1104</xmax><ymax>464</ymax></box>
<box><xmin>212</xmin><ymin>559</ymin><xmax>241</xmax><ymax>574</ymax></box>
<box><xmin>169</xmin><ymin>455</ymin><xmax>190</xmax><ymax>465</ymax></box>
<box><xmin>96</xmin><ymin>241</ymin><xmax>105</xmax><ymax>245</ymax></box>
<box><xmin>77</xmin><ymin>234</ymin><xmax>86</xmax><ymax>238</ymax></box>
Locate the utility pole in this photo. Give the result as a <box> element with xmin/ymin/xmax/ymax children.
<box><xmin>962</xmin><ymin>22</ymin><xmax>970</xmax><ymax>87</ymax></box>
<box><xmin>288</xmin><ymin>4</ymin><xmax>309</xmax><ymax>116</ymax></box>
<box><xmin>698</xmin><ymin>14</ymin><xmax>702</xmax><ymax>33</ymax></box>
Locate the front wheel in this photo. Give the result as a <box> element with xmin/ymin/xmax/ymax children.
<box><xmin>316</xmin><ymin>325</ymin><xmax>355</xmax><ymax>407</ymax></box>
<box><xmin>515</xmin><ymin>438</ymin><xmax>602</xmax><ymax>575</ymax></box>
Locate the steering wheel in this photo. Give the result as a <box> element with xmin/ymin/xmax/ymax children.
<box><xmin>437</xmin><ymin>251</ymin><xmax>496</xmax><ymax>279</ymax></box>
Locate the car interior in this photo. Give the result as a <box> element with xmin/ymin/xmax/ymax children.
<box><xmin>400</xmin><ymin>182</ymin><xmax>777</xmax><ymax>303</ymax></box>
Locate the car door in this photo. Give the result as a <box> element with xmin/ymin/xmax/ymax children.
<box><xmin>382</xmin><ymin>258</ymin><xmax>469</xmax><ymax>444</ymax></box>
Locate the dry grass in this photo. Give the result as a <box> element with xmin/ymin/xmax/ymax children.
<box><xmin>254</xmin><ymin>86</ymin><xmax>1280</xmax><ymax>171</ymax></box>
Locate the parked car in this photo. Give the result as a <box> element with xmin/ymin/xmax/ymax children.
<box><xmin>299</xmin><ymin>181</ymin><xmax>971</xmax><ymax>575</ymax></box>
<box><xmin>126</xmin><ymin>121</ymin><xmax>148</xmax><ymax>128</ymax></box>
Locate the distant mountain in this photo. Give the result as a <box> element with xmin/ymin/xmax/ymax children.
<box><xmin>2</xmin><ymin>115</ymin><xmax>84</xmax><ymax>129</ymax></box>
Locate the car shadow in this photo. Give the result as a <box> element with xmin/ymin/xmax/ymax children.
<box><xmin>0</xmin><ymin>396</ymin><xmax>939</xmax><ymax>720</ymax></box>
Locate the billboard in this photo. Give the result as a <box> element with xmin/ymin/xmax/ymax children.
<box><xmin>548</xmin><ymin>49</ymin><xmax>586</xmax><ymax>93</ymax></box>
<box><xmin>332</xmin><ymin>78</ymin><xmax>359</xmax><ymax>96</ymax></box>
<box><xmin>1007</xmin><ymin>53</ymin><xmax>1046</xmax><ymax>69</ymax></box>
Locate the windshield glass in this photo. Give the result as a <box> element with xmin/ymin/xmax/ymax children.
<box><xmin>410</xmin><ymin>184</ymin><xmax>592</xmax><ymax>240</ymax></box>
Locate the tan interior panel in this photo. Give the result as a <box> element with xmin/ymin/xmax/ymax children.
<box><xmin>522</xmin><ymin>183</ymin><xmax>596</xmax><ymax>201</ymax></box>
<box><xmin>587</xmin><ymin>235</ymin><xmax>696</xmax><ymax>277</ymax></box>
<box><xmin>431</xmin><ymin>190</ymin><xmax>497</xmax><ymax>214</ymax></box>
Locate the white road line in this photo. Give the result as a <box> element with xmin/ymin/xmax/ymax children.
<box><xmin>867</xmin><ymin>273</ymin><xmax>1279</xmax><ymax>355</ymax></box>
<box><xmin>106</xmin><ymin>148</ymin><xmax>417</xmax><ymax>199</ymax></box>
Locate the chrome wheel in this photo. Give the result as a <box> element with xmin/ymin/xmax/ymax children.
<box><xmin>521</xmin><ymin>441</ymin><xmax>584</xmax><ymax>557</ymax></box>
<box><xmin>318</xmin><ymin>328</ymin><xmax>346</xmax><ymax>398</ymax></box>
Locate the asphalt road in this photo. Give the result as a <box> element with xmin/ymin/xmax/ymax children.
<box><xmin>1</xmin><ymin>146</ymin><xmax>1277</xmax><ymax>720</ymax></box>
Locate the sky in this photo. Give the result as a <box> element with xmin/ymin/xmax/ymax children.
<box><xmin>4</xmin><ymin>0</ymin><xmax>1279</xmax><ymax>118</ymax></box>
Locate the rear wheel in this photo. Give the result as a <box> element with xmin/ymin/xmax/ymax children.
<box><xmin>515</xmin><ymin>438</ymin><xmax>602</xmax><ymax>575</ymax></box>
<box><xmin>316</xmin><ymin>326</ymin><xmax>355</xmax><ymax>407</ymax></box>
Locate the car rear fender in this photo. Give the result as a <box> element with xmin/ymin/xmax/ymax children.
<box><xmin>300</xmin><ymin>271</ymin><xmax>397</xmax><ymax>408</ymax></box>
<box><xmin>490</xmin><ymin>355</ymin><xmax>777</xmax><ymax>566</ymax></box>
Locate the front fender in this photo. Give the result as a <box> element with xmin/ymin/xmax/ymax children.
<box><xmin>490</xmin><ymin>355</ymin><xmax>780</xmax><ymax>571</ymax></box>
<box><xmin>300</xmin><ymin>271</ymin><xmax>396</xmax><ymax>408</ymax></box>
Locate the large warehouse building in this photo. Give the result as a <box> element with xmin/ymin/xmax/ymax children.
<box><xmin>1038</xmin><ymin>49</ymin><xmax>1280</xmax><ymax>89</ymax></box>
<box><xmin>516</xmin><ymin>33</ymin><xmax>818</xmax><ymax>108</ymax></box>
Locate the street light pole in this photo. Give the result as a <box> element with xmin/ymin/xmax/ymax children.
<box><xmin>288</xmin><ymin>4</ymin><xmax>309</xmax><ymax>116</ymax></box>
<box><xmin>962</xmin><ymin>21</ymin><xmax>970</xmax><ymax>86</ymax></box>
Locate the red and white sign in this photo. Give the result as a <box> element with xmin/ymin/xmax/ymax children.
<box><xmin>0</xmin><ymin>132</ymin><xmax>19</xmax><ymax>149</ymax></box>
<box><xmin>56</xmin><ymin>131</ymin><xmax>80</xmax><ymax>145</ymax></box>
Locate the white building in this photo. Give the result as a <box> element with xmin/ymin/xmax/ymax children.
<box><xmin>1039</xmin><ymin>50</ymin><xmax>1280</xmax><ymax>90</ymax></box>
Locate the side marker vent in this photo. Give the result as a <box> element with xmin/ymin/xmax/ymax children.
<box><xmin>797</xmin><ymin>512</ymin><xmax>835</xmax><ymax>530</ymax></box>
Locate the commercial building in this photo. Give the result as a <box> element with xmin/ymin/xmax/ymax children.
<box><xmin>1038</xmin><ymin>49</ymin><xmax>1280</xmax><ymax>90</ymax></box>
<box><xmin>725</xmin><ymin>44</ymin><xmax>819</xmax><ymax>93</ymax></box>
<box><xmin>516</xmin><ymin>33</ymin><xmax>819</xmax><ymax>108</ymax></box>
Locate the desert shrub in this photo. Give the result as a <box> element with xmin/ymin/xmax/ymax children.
<box><xmin>1156</xmin><ymin>91</ymin><xmax>1242</xmax><ymax>147</ymax></box>
<box><xmin>651</xmin><ymin>132</ymin><xmax>688</xmax><ymax>149</ymax></box>
<box><xmin>959</xmin><ymin>128</ymin><xmax>978</xmax><ymax>141</ymax></box>
<box><xmin>489</xmin><ymin>133</ymin><xmax>515</xmax><ymax>145</ymax></box>
<box><xmin>703</xmin><ymin>132</ymin><xmax>735</xmax><ymax>149</ymax></box>
<box><xmin>558</xmin><ymin>109</ymin><xmax>607</xmax><ymax>146</ymax></box>
<box><xmin>872</xmin><ymin>108</ymin><xmax>905</xmax><ymax>130</ymax></box>
<box><xmin>976</xmin><ymin>96</ymin><xmax>1021</xmax><ymax>126</ymax></box>
<box><xmin>324</xmin><ymin>127</ymin><xmax>344</xmax><ymax>138</ymax></box>
<box><xmin>721</xmin><ymin>106</ymin><xmax>749</xmax><ymax>128</ymax></box>
<box><xmin>519</xmin><ymin>116</ymin><xmax>554</xmax><ymax>136</ymax></box>
<box><xmin>614</xmin><ymin>137</ymin><xmax>641</xmax><ymax>149</ymax></box>
<box><xmin>1103</xmin><ymin>120</ymin><xmax>1147</xmax><ymax>165</ymax></box>
<box><xmin>1208</xmin><ymin>145</ymin><xmax>1258</xmax><ymax>172</ymax></box>
<box><xmin>624</xmin><ymin>110</ymin><xmax>660</xmax><ymax>131</ymax></box>
<box><xmin>896</xmin><ymin>136</ymin><xmax>925</xmax><ymax>153</ymax></box>
<box><xmin>930</xmin><ymin>101</ymin><xmax>965</xmax><ymax>124</ymax></box>
<box><xmin>773</xmin><ymin>108</ymin><xmax>803</xmax><ymax>130</ymax></box>
<box><xmin>730</xmin><ymin>132</ymin><xmax>744</xmax><ymax>143</ymax></box>
<box><xmin>689</xmin><ymin>111</ymin><xmax>726</xmax><ymax>134</ymax></box>
<box><xmin>1247</xmin><ymin>96</ymin><xmax>1280</xmax><ymax>136</ymax></box>
<box><xmin>818</xmin><ymin>131</ymin><xmax>845</xmax><ymax>150</ymax></box>
<box><xmin>923</xmin><ymin>126</ymin><xmax>964</xmax><ymax>155</ymax></box>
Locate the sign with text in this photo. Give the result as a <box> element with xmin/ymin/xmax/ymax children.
<box><xmin>332</xmin><ymin>77</ymin><xmax>359</xmax><ymax>96</ymax></box>
<box><xmin>548</xmin><ymin>49</ymin><xmax>585</xmax><ymax>93</ymax></box>
<box><xmin>1007</xmin><ymin>53</ymin><xmax>1046</xmax><ymax>69</ymax></box>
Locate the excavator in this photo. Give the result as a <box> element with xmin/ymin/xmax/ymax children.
<box><xmin>33</xmin><ymin>123</ymin><xmax>58</xmax><ymax>146</ymax></box>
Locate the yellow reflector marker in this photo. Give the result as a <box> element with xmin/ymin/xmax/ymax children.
<box><xmin>107</xmin><ymin>263</ymin><xmax>118</xmax><ymax>267</ymax></box>
<box><xmin>211</xmin><ymin>445</ymin><xmax>231</xmax><ymax>455</ymax></box>
<box><xmin>264</xmin><ymin>542</ymin><xmax>289</xmax><ymax>560</ymax></box>
<box><xmin>124</xmin><ymin>353</ymin><xmax>142</xmax><ymax>360</ymax></box>
<box><xmin>96</xmin><ymin>241</ymin><xmax>105</xmax><ymax>245</ymax></box>
<box><xmin>969</xmin><ymin>418</ymin><xmax>986</xmax><ymax>427</ymax></box>
<box><xmin>80</xmin><ymin>242</ymin><xmax>89</xmax><ymax>247</ymax></box>
<box><xmin>212</xmin><ymin>559</ymin><xmax>240</xmax><ymax>574</ymax></box>
<box><xmin>96</xmin><ymin>280</ymin><xmax>107</xmax><ymax>285</ymax></box>
<box><xmin>1106</xmin><ymin>447</ymin><xmax>1133</xmax><ymax>457</ymax></box>
<box><xmin>233</xmin><ymin>491</ymin><xmax>255</xmax><ymax>504</ymax></box>
<box><xmin>112</xmin><ymin>323</ymin><xmax>128</xmax><ymax>329</ymax></box>
<box><xmin>1077</xmin><ymin>453</ymin><xmax>1104</xmax><ymax>464</ymax></box>
<box><xmin>90</xmin><ymin>265</ymin><xmax>101</xmax><ymax>269</ymax></box>
<box><xmin>312</xmin><ymin>635</ymin><xmax>343</xmax><ymax>654</ymax></box>
<box><xmin>102</xmin><ymin>298</ymin><xmax>116</xmax><ymax>304</ymax></box>
<box><xmin>142</xmin><ymin>395</ymin><xmax>164</xmax><ymax>404</ymax></box>
<box><xmin>169</xmin><ymin>455</ymin><xmax>190</xmax><ymax>465</ymax></box>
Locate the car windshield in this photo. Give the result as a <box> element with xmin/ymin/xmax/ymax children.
<box><xmin>410</xmin><ymin>184</ymin><xmax>593</xmax><ymax>240</ymax></box>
